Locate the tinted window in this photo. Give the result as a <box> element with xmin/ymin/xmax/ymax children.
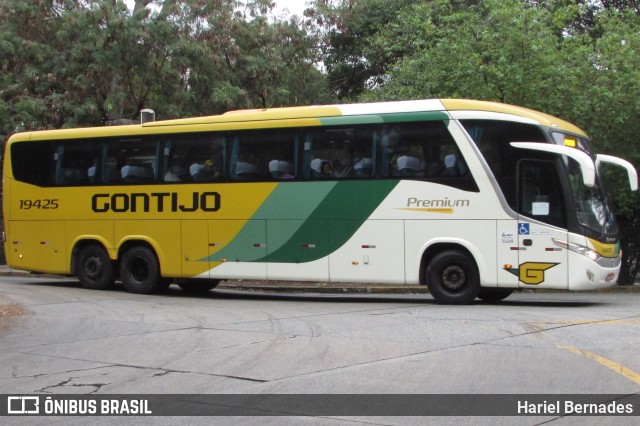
<box><xmin>11</xmin><ymin>141</ymin><xmax>54</xmax><ymax>187</ymax></box>
<box><xmin>53</xmin><ymin>140</ymin><xmax>102</xmax><ymax>186</ymax></box>
<box><xmin>461</xmin><ymin>120</ymin><xmax>548</xmax><ymax>207</ymax></box>
<box><xmin>304</xmin><ymin>126</ymin><xmax>375</xmax><ymax>179</ymax></box>
<box><xmin>163</xmin><ymin>134</ymin><xmax>225</xmax><ymax>183</ymax></box>
<box><xmin>380</xmin><ymin>121</ymin><xmax>468</xmax><ymax>179</ymax></box>
<box><xmin>519</xmin><ymin>160</ymin><xmax>567</xmax><ymax>228</ymax></box>
<box><xmin>230</xmin><ymin>129</ymin><xmax>298</xmax><ymax>181</ymax></box>
<box><xmin>106</xmin><ymin>138</ymin><xmax>159</xmax><ymax>184</ymax></box>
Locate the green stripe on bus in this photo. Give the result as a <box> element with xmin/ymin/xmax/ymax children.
<box><xmin>380</xmin><ymin>111</ymin><xmax>450</xmax><ymax>123</ymax></box>
<box><xmin>205</xmin><ymin>182</ymin><xmax>336</xmax><ymax>263</ymax></box>
<box><xmin>203</xmin><ymin>180</ymin><xmax>399</xmax><ymax>264</ymax></box>
<box><xmin>318</xmin><ymin>112</ymin><xmax>449</xmax><ymax>127</ymax></box>
<box><xmin>261</xmin><ymin>180</ymin><xmax>399</xmax><ymax>263</ymax></box>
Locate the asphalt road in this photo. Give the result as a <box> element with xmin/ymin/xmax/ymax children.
<box><xmin>1</xmin><ymin>277</ymin><xmax>639</xmax><ymax>425</ymax></box>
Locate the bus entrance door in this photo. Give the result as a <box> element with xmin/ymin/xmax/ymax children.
<box><xmin>516</xmin><ymin>221</ymin><xmax>568</xmax><ymax>289</ymax></box>
<box><xmin>515</xmin><ymin>160</ymin><xmax>569</xmax><ymax>289</ymax></box>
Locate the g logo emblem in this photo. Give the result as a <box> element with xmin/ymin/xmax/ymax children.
<box><xmin>505</xmin><ymin>262</ymin><xmax>559</xmax><ymax>285</ymax></box>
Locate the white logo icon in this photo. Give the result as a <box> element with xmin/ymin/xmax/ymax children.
<box><xmin>7</xmin><ymin>396</ymin><xmax>40</xmax><ymax>414</ymax></box>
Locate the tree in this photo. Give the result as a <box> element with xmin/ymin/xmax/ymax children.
<box><xmin>308</xmin><ymin>0</ymin><xmax>418</xmax><ymax>99</ymax></box>
<box><xmin>164</xmin><ymin>0</ymin><xmax>331</xmax><ymax>116</ymax></box>
<box><xmin>0</xmin><ymin>0</ymin><xmax>182</xmax><ymax>130</ymax></box>
<box><xmin>0</xmin><ymin>0</ymin><xmax>332</xmax><ymax>138</ymax></box>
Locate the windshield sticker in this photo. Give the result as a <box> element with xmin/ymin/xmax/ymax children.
<box><xmin>532</xmin><ymin>202</ymin><xmax>550</xmax><ymax>216</ymax></box>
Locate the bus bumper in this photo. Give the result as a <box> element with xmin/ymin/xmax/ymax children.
<box><xmin>568</xmin><ymin>250</ymin><xmax>620</xmax><ymax>290</ymax></box>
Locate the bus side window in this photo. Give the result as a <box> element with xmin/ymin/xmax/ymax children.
<box><xmin>305</xmin><ymin>125</ymin><xmax>375</xmax><ymax>179</ymax></box>
<box><xmin>53</xmin><ymin>140</ymin><xmax>101</xmax><ymax>186</ymax></box>
<box><xmin>383</xmin><ymin>123</ymin><xmax>425</xmax><ymax>177</ymax></box>
<box><xmin>162</xmin><ymin>142</ymin><xmax>190</xmax><ymax>182</ymax></box>
<box><xmin>11</xmin><ymin>141</ymin><xmax>54</xmax><ymax>187</ymax></box>
<box><xmin>177</xmin><ymin>135</ymin><xmax>225</xmax><ymax>183</ymax></box>
<box><xmin>461</xmin><ymin>119</ymin><xmax>549</xmax><ymax>209</ymax></box>
<box><xmin>230</xmin><ymin>129</ymin><xmax>297</xmax><ymax>181</ymax></box>
<box><xmin>108</xmin><ymin>138</ymin><xmax>159</xmax><ymax>185</ymax></box>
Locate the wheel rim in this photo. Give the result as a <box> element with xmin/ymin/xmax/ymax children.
<box><xmin>129</xmin><ymin>257</ymin><xmax>149</xmax><ymax>283</ymax></box>
<box><xmin>441</xmin><ymin>265</ymin><xmax>466</xmax><ymax>291</ymax></box>
<box><xmin>84</xmin><ymin>256</ymin><xmax>103</xmax><ymax>279</ymax></box>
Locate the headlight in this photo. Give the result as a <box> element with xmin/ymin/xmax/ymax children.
<box><xmin>553</xmin><ymin>239</ymin><xmax>601</xmax><ymax>262</ymax></box>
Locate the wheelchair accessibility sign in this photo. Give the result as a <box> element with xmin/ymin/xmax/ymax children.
<box><xmin>518</xmin><ymin>223</ymin><xmax>530</xmax><ymax>235</ymax></box>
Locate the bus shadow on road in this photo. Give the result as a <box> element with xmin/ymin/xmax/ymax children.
<box><xmin>169</xmin><ymin>286</ymin><xmax>607</xmax><ymax>308</ymax></box>
<box><xmin>173</xmin><ymin>287</ymin><xmax>430</xmax><ymax>304</ymax></box>
<box><xmin>13</xmin><ymin>279</ymin><xmax>609</xmax><ymax>307</ymax></box>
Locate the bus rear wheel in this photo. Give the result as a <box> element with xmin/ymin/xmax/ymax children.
<box><xmin>119</xmin><ymin>246</ymin><xmax>162</xmax><ymax>294</ymax></box>
<box><xmin>425</xmin><ymin>250</ymin><xmax>480</xmax><ymax>304</ymax></box>
<box><xmin>76</xmin><ymin>244</ymin><xmax>115</xmax><ymax>290</ymax></box>
<box><xmin>177</xmin><ymin>278</ymin><xmax>220</xmax><ymax>294</ymax></box>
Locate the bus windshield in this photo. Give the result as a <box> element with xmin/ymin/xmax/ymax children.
<box><xmin>566</xmin><ymin>157</ymin><xmax>618</xmax><ymax>236</ymax></box>
<box><xmin>551</xmin><ymin>132</ymin><xmax>618</xmax><ymax>236</ymax></box>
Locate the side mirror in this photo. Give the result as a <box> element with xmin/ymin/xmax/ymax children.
<box><xmin>595</xmin><ymin>154</ymin><xmax>638</xmax><ymax>191</ymax></box>
<box><xmin>510</xmin><ymin>142</ymin><xmax>596</xmax><ymax>187</ymax></box>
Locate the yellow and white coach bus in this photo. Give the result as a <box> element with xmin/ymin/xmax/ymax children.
<box><xmin>3</xmin><ymin>99</ymin><xmax>637</xmax><ymax>304</ymax></box>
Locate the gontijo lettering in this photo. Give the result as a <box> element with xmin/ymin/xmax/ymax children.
<box><xmin>92</xmin><ymin>192</ymin><xmax>220</xmax><ymax>213</ymax></box>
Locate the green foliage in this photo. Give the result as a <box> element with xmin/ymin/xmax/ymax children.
<box><xmin>0</xmin><ymin>0</ymin><xmax>332</xmax><ymax>137</ymax></box>
<box><xmin>308</xmin><ymin>0</ymin><xmax>418</xmax><ymax>99</ymax></box>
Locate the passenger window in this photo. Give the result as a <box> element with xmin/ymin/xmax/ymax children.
<box><xmin>53</xmin><ymin>141</ymin><xmax>102</xmax><ymax>186</ymax></box>
<box><xmin>380</xmin><ymin>121</ymin><xmax>466</xmax><ymax>178</ymax></box>
<box><xmin>164</xmin><ymin>134</ymin><xmax>225</xmax><ymax>183</ymax></box>
<box><xmin>461</xmin><ymin>120</ymin><xmax>549</xmax><ymax>209</ymax></box>
<box><xmin>107</xmin><ymin>138</ymin><xmax>159</xmax><ymax>184</ymax></box>
<box><xmin>303</xmin><ymin>126</ymin><xmax>375</xmax><ymax>179</ymax></box>
<box><xmin>230</xmin><ymin>130</ymin><xmax>297</xmax><ymax>181</ymax></box>
<box><xmin>11</xmin><ymin>141</ymin><xmax>54</xmax><ymax>187</ymax></box>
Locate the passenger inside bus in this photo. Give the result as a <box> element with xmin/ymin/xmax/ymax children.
<box><xmin>310</xmin><ymin>158</ymin><xmax>333</xmax><ymax>178</ymax></box>
<box><xmin>354</xmin><ymin>157</ymin><xmax>373</xmax><ymax>177</ymax></box>
<box><xmin>444</xmin><ymin>154</ymin><xmax>466</xmax><ymax>176</ymax></box>
<box><xmin>190</xmin><ymin>159</ymin><xmax>220</xmax><ymax>181</ymax></box>
<box><xmin>121</xmin><ymin>162</ymin><xmax>154</xmax><ymax>183</ymax></box>
<box><xmin>397</xmin><ymin>155</ymin><xmax>421</xmax><ymax>177</ymax></box>
<box><xmin>269</xmin><ymin>159</ymin><xmax>294</xmax><ymax>179</ymax></box>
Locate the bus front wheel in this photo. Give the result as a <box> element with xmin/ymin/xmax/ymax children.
<box><xmin>119</xmin><ymin>246</ymin><xmax>162</xmax><ymax>294</ymax></box>
<box><xmin>477</xmin><ymin>288</ymin><xmax>513</xmax><ymax>303</ymax></box>
<box><xmin>76</xmin><ymin>244</ymin><xmax>115</xmax><ymax>290</ymax></box>
<box><xmin>425</xmin><ymin>250</ymin><xmax>480</xmax><ymax>304</ymax></box>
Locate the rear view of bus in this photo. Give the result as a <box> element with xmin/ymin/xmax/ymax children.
<box><xmin>2</xmin><ymin>99</ymin><xmax>637</xmax><ymax>304</ymax></box>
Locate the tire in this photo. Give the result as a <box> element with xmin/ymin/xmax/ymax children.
<box><xmin>76</xmin><ymin>244</ymin><xmax>115</xmax><ymax>290</ymax></box>
<box><xmin>177</xmin><ymin>278</ymin><xmax>220</xmax><ymax>294</ymax></box>
<box><xmin>425</xmin><ymin>250</ymin><xmax>480</xmax><ymax>304</ymax></box>
<box><xmin>477</xmin><ymin>288</ymin><xmax>513</xmax><ymax>303</ymax></box>
<box><xmin>119</xmin><ymin>246</ymin><xmax>162</xmax><ymax>294</ymax></box>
